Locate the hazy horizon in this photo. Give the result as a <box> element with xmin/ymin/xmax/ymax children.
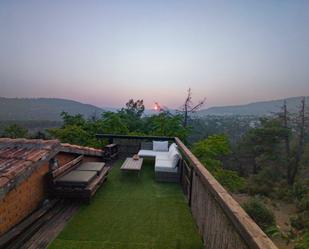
<box><xmin>1</xmin><ymin>1</ymin><xmax>309</xmax><ymax>109</ymax></box>
<box><xmin>1</xmin><ymin>95</ymin><xmax>308</xmax><ymax>111</ymax></box>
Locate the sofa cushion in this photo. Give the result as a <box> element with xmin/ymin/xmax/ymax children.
<box><xmin>153</xmin><ymin>141</ymin><xmax>168</xmax><ymax>152</ymax></box>
<box><xmin>76</xmin><ymin>162</ymin><xmax>105</xmax><ymax>175</ymax></box>
<box><xmin>155</xmin><ymin>153</ymin><xmax>169</xmax><ymax>160</ymax></box>
<box><xmin>168</xmin><ymin>146</ymin><xmax>176</xmax><ymax>157</ymax></box>
<box><xmin>155</xmin><ymin>158</ymin><xmax>178</xmax><ymax>173</ymax></box>
<box><xmin>168</xmin><ymin>144</ymin><xmax>180</xmax><ymax>159</ymax></box>
<box><xmin>169</xmin><ymin>151</ymin><xmax>180</xmax><ymax>168</ymax></box>
<box><xmin>138</xmin><ymin>150</ymin><xmax>168</xmax><ymax>158</ymax></box>
<box><xmin>169</xmin><ymin>143</ymin><xmax>177</xmax><ymax>151</ymax></box>
<box><xmin>54</xmin><ymin>170</ymin><xmax>97</xmax><ymax>187</ymax></box>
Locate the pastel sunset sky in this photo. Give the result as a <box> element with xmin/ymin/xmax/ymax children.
<box><xmin>0</xmin><ymin>0</ymin><xmax>309</xmax><ymax>109</ymax></box>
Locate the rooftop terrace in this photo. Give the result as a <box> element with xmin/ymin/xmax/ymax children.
<box><xmin>49</xmin><ymin>159</ymin><xmax>203</xmax><ymax>249</ymax></box>
<box><xmin>0</xmin><ymin>135</ymin><xmax>278</xmax><ymax>249</ymax></box>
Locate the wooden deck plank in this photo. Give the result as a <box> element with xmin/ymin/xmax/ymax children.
<box><xmin>0</xmin><ymin>200</ymin><xmax>58</xmax><ymax>248</ymax></box>
<box><xmin>10</xmin><ymin>203</ymin><xmax>65</xmax><ymax>249</ymax></box>
<box><xmin>2</xmin><ymin>200</ymin><xmax>80</xmax><ymax>249</ymax></box>
<box><xmin>23</xmin><ymin>202</ymin><xmax>79</xmax><ymax>249</ymax></box>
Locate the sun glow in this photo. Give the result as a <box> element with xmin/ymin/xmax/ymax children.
<box><xmin>154</xmin><ymin>102</ymin><xmax>160</xmax><ymax>111</ymax></box>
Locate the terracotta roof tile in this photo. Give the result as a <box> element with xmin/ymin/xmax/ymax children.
<box><xmin>0</xmin><ymin>138</ymin><xmax>103</xmax><ymax>199</ymax></box>
<box><xmin>0</xmin><ymin>177</ymin><xmax>9</xmax><ymax>188</ymax></box>
<box><xmin>60</xmin><ymin>143</ymin><xmax>103</xmax><ymax>156</ymax></box>
<box><xmin>0</xmin><ymin>138</ymin><xmax>61</xmax><ymax>197</ymax></box>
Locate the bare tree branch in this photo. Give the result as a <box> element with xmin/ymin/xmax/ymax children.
<box><xmin>180</xmin><ymin>88</ymin><xmax>206</xmax><ymax>128</ymax></box>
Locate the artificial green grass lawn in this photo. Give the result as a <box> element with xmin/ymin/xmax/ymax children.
<box><xmin>49</xmin><ymin>159</ymin><xmax>203</xmax><ymax>249</ymax></box>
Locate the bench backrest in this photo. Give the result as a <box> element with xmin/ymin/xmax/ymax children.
<box><xmin>51</xmin><ymin>155</ymin><xmax>84</xmax><ymax>179</ymax></box>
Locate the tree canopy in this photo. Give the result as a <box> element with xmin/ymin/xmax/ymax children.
<box><xmin>3</xmin><ymin>124</ymin><xmax>28</xmax><ymax>139</ymax></box>
<box><xmin>192</xmin><ymin>134</ymin><xmax>246</xmax><ymax>192</ymax></box>
<box><xmin>48</xmin><ymin>99</ymin><xmax>189</xmax><ymax>147</ymax></box>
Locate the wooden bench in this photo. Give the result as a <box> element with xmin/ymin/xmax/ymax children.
<box><xmin>48</xmin><ymin>156</ymin><xmax>109</xmax><ymax>203</ymax></box>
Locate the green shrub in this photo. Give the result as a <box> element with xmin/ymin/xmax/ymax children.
<box><xmin>247</xmin><ymin>167</ymin><xmax>281</xmax><ymax>196</ymax></box>
<box><xmin>264</xmin><ymin>225</ymin><xmax>280</xmax><ymax>237</ymax></box>
<box><xmin>295</xmin><ymin>230</ymin><xmax>309</xmax><ymax>249</ymax></box>
<box><xmin>272</xmin><ymin>185</ymin><xmax>293</xmax><ymax>200</ymax></box>
<box><xmin>192</xmin><ymin>135</ymin><xmax>246</xmax><ymax>193</ymax></box>
<box><xmin>4</xmin><ymin>123</ymin><xmax>28</xmax><ymax>138</ymax></box>
<box><xmin>242</xmin><ymin>197</ymin><xmax>275</xmax><ymax>231</ymax></box>
<box><xmin>213</xmin><ymin>169</ymin><xmax>246</xmax><ymax>193</ymax></box>
<box><xmin>291</xmin><ymin>216</ymin><xmax>305</xmax><ymax>230</ymax></box>
<box><xmin>299</xmin><ymin>195</ymin><xmax>309</xmax><ymax>211</ymax></box>
<box><xmin>192</xmin><ymin>134</ymin><xmax>230</xmax><ymax>162</ymax></box>
<box><xmin>290</xmin><ymin>211</ymin><xmax>309</xmax><ymax>230</ymax></box>
<box><xmin>293</xmin><ymin>182</ymin><xmax>308</xmax><ymax>201</ymax></box>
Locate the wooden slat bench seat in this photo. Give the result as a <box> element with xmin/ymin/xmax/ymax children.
<box><xmin>86</xmin><ymin>166</ymin><xmax>109</xmax><ymax>198</ymax></box>
<box><xmin>75</xmin><ymin>162</ymin><xmax>105</xmax><ymax>175</ymax></box>
<box><xmin>49</xmin><ymin>158</ymin><xmax>108</xmax><ymax>203</ymax></box>
<box><xmin>54</xmin><ymin>170</ymin><xmax>97</xmax><ymax>188</ymax></box>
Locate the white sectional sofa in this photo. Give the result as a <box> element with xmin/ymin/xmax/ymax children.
<box><xmin>138</xmin><ymin>141</ymin><xmax>181</xmax><ymax>182</ymax></box>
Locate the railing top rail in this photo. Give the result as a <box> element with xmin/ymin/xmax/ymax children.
<box><xmin>175</xmin><ymin>137</ymin><xmax>278</xmax><ymax>249</ymax></box>
<box><xmin>96</xmin><ymin>134</ymin><xmax>175</xmax><ymax>141</ymax></box>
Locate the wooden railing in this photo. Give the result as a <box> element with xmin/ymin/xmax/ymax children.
<box><xmin>175</xmin><ymin>138</ymin><xmax>277</xmax><ymax>249</ymax></box>
<box><xmin>96</xmin><ymin>134</ymin><xmax>278</xmax><ymax>249</ymax></box>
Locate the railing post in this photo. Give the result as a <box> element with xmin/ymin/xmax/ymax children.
<box><xmin>188</xmin><ymin>167</ymin><xmax>194</xmax><ymax>207</ymax></box>
<box><xmin>179</xmin><ymin>159</ymin><xmax>183</xmax><ymax>186</ymax></box>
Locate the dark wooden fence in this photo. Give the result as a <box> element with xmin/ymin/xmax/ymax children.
<box><xmin>96</xmin><ymin>134</ymin><xmax>174</xmax><ymax>157</ymax></box>
<box><xmin>96</xmin><ymin>134</ymin><xmax>278</xmax><ymax>249</ymax></box>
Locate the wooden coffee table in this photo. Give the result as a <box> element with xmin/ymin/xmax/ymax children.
<box><xmin>120</xmin><ymin>157</ymin><xmax>143</xmax><ymax>173</ymax></box>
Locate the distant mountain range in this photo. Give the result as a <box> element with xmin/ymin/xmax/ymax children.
<box><xmin>0</xmin><ymin>96</ymin><xmax>307</xmax><ymax>121</ymax></box>
<box><xmin>0</xmin><ymin>97</ymin><xmax>110</xmax><ymax>121</ymax></box>
<box><xmin>197</xmin><ymin>96</ymin><xmax>308</xmax><ymax>117</ymax></box>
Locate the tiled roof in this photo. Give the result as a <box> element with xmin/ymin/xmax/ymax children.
<box><xmin>60</xmin><ymin>143</ymin><xmax>103</xmax><ymax>157</ymax></box>
<box><xmin>0</xmin><ymin>138</ymin><xmax>60</xmax><ymax>198</ymax></box>
<box><xmin>0</xmin><ymin>138</ymin><xmax>104</xmax><ymax>199</ymax></box>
